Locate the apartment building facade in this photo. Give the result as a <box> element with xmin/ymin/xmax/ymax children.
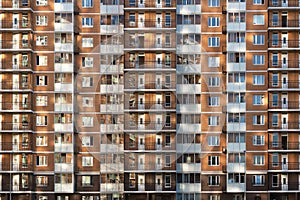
<box><xmin>0</xmin><ymin>0</ymin><xmax>300</xmax><ymax>199</ymax></box>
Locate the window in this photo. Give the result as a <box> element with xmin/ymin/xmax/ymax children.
<box><xmin>36</xmin><ymin>76</ymin><xmax>48</xmax><ymax>86</ymax></box>
<box><xmin>272</xmin><ymin>33</ymin><xmax>279</xmax><ymax>46</ymax></box>
<box><xmin>272</xmin><ymin>114</ymin><xmax>278</xmax><ymax>126</ymax></box>
<box><xmin>272</xmin><ymin>53</ymin><xmax>278</xmax><ymax>66</ymax></box>
<box><xmin>272</xmin><ymin>73</ymin><xmax>278</xmax><ymax>86</ymax></box>
<box><xmin>253</xmin><ymin>15</ymin><xmax>264</xmax><ymax>25</ymax></box>
<box><xmin>82</xmin><ymin>156</ymin><xmax>93</xmax><ymax>167</ymax></box>
<box><xmin>228</xmin><ymin>153</ymin><xmax>245</xmax><ymax>163</ymax></box>
<box><xmin>36</xmin><ymin>16</ymin><xmax>48</xmax><ymax>26</ymax></box>
<box><xmin>36</xmin><ymin>0</ymin><xmax>47</xmax><ymax>6</ymax></box>
<box><xmin>208</xmin><ymin>0</ymin><xmax>220</xmax><ymax>7</ymax></box>
<box><xmin>253</xmin><ymin>135</ymin><xmax>265</xmax><ymax>145</ymax></box>
<box><xmin>209</xmin><ymin>195</ymin><xmax>220</xmax><ymax>200</ymax></box>
<box><xmin>165</xmin><ymin>0</ymin><xmax>171</xmax><ymax>6</ymax></box>
<box><xmin>253</xmin><ymin>155</ymin><xmax>265</xmax><ymax>165</ymax></box>
<box><xmin>272</xmin><ymin>13</ymin><xmax>279</xmax><ymax>26</ymax></box>
<box><xmin>208</xmin><ymin>136</ymin><xmax>220</xmax><ymax>146</ymax></box>
<box><xmin>165</xmin><ymin>154</ymin><xmax>171</xmax><ymax>167</ymax></box>
<box><xmin>228</xmin><ymin>12</ymin><xmax>245</xmax><ymax>23</ymax></box>
<box><xmin>253</xmin><ymin>0</ymin><xmax>264</xmax><ymax>4</ymax></box>
<box><xmin>252</xmin><ymin>175</ymin><xmax>265</xmax><ymax>185</ymax></box>
<box><xmin>208</xmin><ymin>77</ymin><xmax>220</xmax><ymax>87</ymax></box>
<box><xmin>228</xmin><ymin>52</ymin><xmax>245</xmax><ymax>63</ymax></box>
<box><xmin>36</xmin><ymin>96</ymin><xmax>48</xmax><ymax>106</ymax></box>
<box><xmin>208</xmin><ymin>17</ymin><xmax>220</xmax><ymax>27</ymax></box>
<box><xmin>272</xmin><ymin>153</ymin><xmax>279</xmax><ymax>167</ymax></box>
<box><xmin>36</xmin><ymin>116</ymin><xmax>48</xmax><ymax>126</ymax></box>
<box><xmin>165</xmin><ymin>14</ymin><xmax>171</xmax><ymax>26</ymax></box>
<box><xmin>208</xmin><ymin>37</ymin><xmax>220</xmax><ymax>47</ymax></box>
<box><xmin>228</xmin><ymin>73</ymin><xmax>245</xmax><ymax>83</ymax></box>
<box><xmin>82</xmin><ymin>136</ymin><xmax>93</xmax><ymax>147</ymax></box>
<box><xmin>165</xmin><ymin>174</ymin><xmax>171</xmax><ymax>187</ymax></box>
<box><xmin>82</xmin><ymin>116</ymin><xmax>93</xmax><ymax>127</ymax></box>
<box><xmin>82</xmin><ymin>77</ymin><xmax>93</xmax><ymax>87</ymax></box>
<box><xmin>36</xmin><ymin>36</ymin><xmax>48</xmax><ymax>46</ymax></box>
<box><xmin>36</xmin><ymin>176</ymin><xmax>48</xmax><ymax>186</ymax></box>
<box><xmin>208</xmin><ymin>57</ymin><xmax>220</xmax><ymax>67</ymax></box>
<box><xmin>208</xmin><ymin>176</ymin><xmax>220</xmax><ymax>186</ymax></box>
<box><xmin>253</xmin><ymin>35</ymin><xmax>265</xmax><ymax>45</ymax></box>
<box><xmin>253</xmin><ymin>55</ymin><xmax>265</xmax><ymax>65</ymax></box>
<box><xmin>228</xmin><ymin>173</ymin><xmax>245</xmax><ymax>184</ymax></box>
<box><xmin>208</xmin><ymin>156</ymin><xmax>220</xmax><ymax>166</ymax></box>
<box><xmin>253</xmin><ymin>95</ymin><xmax>264</xmax><ymax>105</ymax></box>
<box><xmin>228</xmin><ymin>113</ymin><xmax>245</xmax><ymax>123</ymax></box>
<box><xmin>82</xmin><ymin>176</ymin><xmax>92</xmax><ymax>186</ymax></box>
<box><xmin>82</xmin><ymin>57</ymin><xmax>93</xmax><ymax>68</ymax></box>
<box><xmin>82</xmin><ymin>17</ymin><xmax>93</xmax><ymax>27</ymax></box>
<box><xmin>82</xmin><ymin>38</ymin><xmax>93</xmax><ymax>48</ymax></box>
<box><xmin>208</xmin><ymin>116</ymin><xmax>219</xmax><ymax>126</ymax></box>
<box><xmin>272</xmin><ymin>175</ymin><xmax>279</xmax><ymax>187</ymax></box>
<box><xmin>253</xmin><ymin>75</ymin><xmax>264</xmax><ymax>85</ymax></box>
<box><xmin>36</xmin><ymin>136</ymin><xmax>48</xmax><ymax>146</ymax></box>
<box><xmin>82</xmin><ymin>0</ymin><xmax>93</xmax><ymax>7</ymax></box>
<box><xmin>165</xmin><ymin>134</ymin><xmax>171</xmax><ymax>146</ymax></box>
<box><xmin>228</xmin><ymin>133</ymin><xmax>245</xmax><ymax>143</ymax></box>
<box><xmin>36</xmin><ymin>155</ymin><xmax>48</xmax><ymax>166</ymax></box>
<box><xmin>36</xmin><ymin>55</ymin><xmax>48</xmax><ymax>66</ymax></box>
<box><xmin>272</xmin><ymin>94</ymin><xmax>279</xmax><ymax>106</ymax></box>
<box><xmin>253</xmin><ymin>115</ymin><xmax>264</xmax><ymax>125</ymax></box>
<box><xmin>82</xmin><ymin>97</ymin><xmax>93</xmax><ymax>107</ymax></box>
<box><xmin>208</xmin><ymin>96</ymin><xmax>220</xmax><ymax>106</ymax></box>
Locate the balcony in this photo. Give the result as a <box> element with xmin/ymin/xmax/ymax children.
<box><xmin>269</xmin><ymin>162</ymin><xmax>300</xmax><ymax>171</ymax></box>
<box><xmin>101</xmin><ymin>45</ymin><xmax>123</xmax><ymax>54</ymax></box>
<box><xmin>125</xmin><ymin>80</ymin><xmax>176</xmax><ymax>90</ymax></box>
<box><xmin>269</xmin><ymin>20</ymin><xmax>300</xmax><ymax>28</ymax></box>
<box><xmin>177</xmin><ymin>183</ymin><xmax>201</xmax><ymax>193</ymax></box>
<box><xmin>55</xmin><ymin>183</ymin><xmax>74</xmax><ymax>193</ymax></box>
<box><xmin>100</xmin><ymin>124</ymin><xmax>123</xmax><ymax>132</ymax></box>
<box><xmin>227</xmin><ymin>1</ymin><xmax>246</xmax><ymax>10</ymax></box>
<box><xmin>125</xmin><ymin>143</ymin><xmax>175</xmax><ymax>151</ymax></box>
<box><xmin>0</xmin><ymin>40</ymin><xmax>31</xmax><ymax>50</ymax></box>
<box><xmin>227</xmin><ymin>163</ymin><xmax>245</xmax><ymax>173</ymax></box>
<box><xmin>101</xmin><ymin>104</ymin><xmax>124</xmax><ymax>112</ymax></box>
<box><xmin>0</xmin><ymin>0</ymin><xmax>30</xmax><ymax>9</ymax></box>
<box><xmin>125</xmin><ymin>163</ymin><xmax>175</xmax><ymax>171</ymax></box>
<box><xmin>227</xmin><ymin>182</ymin><xmax>245</xmax><ymax>193</ymax></box>
<box><xmin>125</xmin><ymin>41</ymin><xmax>176</xmax><ymax>50</ymax></box>
<box><xmin>55</xmin><ymin>163</ymin><xmax>73</xmax><ymax>172</ymax></box>
<box><xmin>100</xmin><ymin>64</ymin><xmax>124</xmax><ymax>73</ymax></box>
<box><xmin>177</xmin><ymin>24</ymin><xmax>201</xmax><ymax>33</ymax></box>
<box><xmin>54</xmin><ymin>43</ymin><xmax>73</xmax><ymax>52</ymax></box>
<box><xmin>176</xmin><ymin>64</ymin><xmax>201</xmax><ymax>73</ymax></box>
<box><xmin>100</xmin><ymin>85</ymin><xmax>124</xmax><ymax>93</ymax></box>
<box><xmin>125</xmin><ymin>61</ymin><xmax>176</xmax><ymax>70</ymax></box>
<box><xmin>269</xmin><ymin>60</ymin><xmax>300</xmax><ymax>69</ymax></box>
<box><xmin>54</xmin><ymin>123</ymin><xmax>73</xmax><ymax>132</ymax></box>
<box><xmin>100</xmin><ymin>144</ymin><xmax>124</xmax><ymax>152</ymax></box>
<box><xmin>227</xmin><ymin>22</ymin><xmax>246</xmax><ymax>31</ymax></box>
<box><xmin>176</xmin><ymin>144</ymin><xmax>201</xmax><ymax>153</ymax></box>
<box><xmin>0</xmin><ymin>81</ymin><xmax>31</xmax><ymax>91</ymax></box>
<box><xmin>1</xmin><ymin>122</ymin><xmax>31</xmax><ymax>132</ymax></box>
<box><xmin>227</xmin><ymin>42</ymin><xmax>246</xmax><ymax>52</ymax></box>
<box><xmin>0</xmin><ymin>61</ymin><xmax>31</xmax><ymax>71</ymax></box>
<box><xmin>269</xmin><ymin>101</ymin><xmax>300</xmax><ymax>110</ymax></box>
<box><xmin>125</xmin><ymin>0</ymin><xmax>175</xmax><ymax>8</ymax></box>
<box><xmin>177</xmin><ymin>44</ymin><xmax>201</xmax><ymax>54</ymax></box>
<box><xmin>54</xmin><ymin>103</ymin><xmax>73</xmax><ymax>112</ymax></box>
<box><xmin>269</xmin><ymin>0</ymin><xmax>300</xmax><ymax>7</ymax></box>
<box><xmin>100</xmin><ymin>4</ymin><xmax>124</xmax><ymax>14</ymax></box>
<box><xmin>226</xmin><ymin>122</ymin><xmax>246</xmax><ymax>132</ymax></box>
<box><xmin>54</xmin><ymin>2</ymin><xmax>73</xmax><ymax>12</ymax></box>
<box><xmin>227</xmin><ymin>142</ymin><xmax>246</xmax><ymax>152</ymax></box>
<box><xmin>177</xmin><ymin>124</ymin><xmax>201</xmax><ymax>133</ymax></box>
<box><xmin>125</xmin><ymin>121</ymin><xmax>176</xmax><ymax>131</ymax></box>
<box><xmin>269</xmin><ymin>40</ymin><xmax>300</xmax><ymax>49</ymax></box>
<box><xmin>125</xmin><ymin>101</ymin><xmax>176</xmax><ymax>110</ymax></box>
<box><xmin>226</xmin><ymin>103</ymin><xmax>246</xmax><ymax>113</ymax></box>
<box><xmin>125</xmin><ymin>183</ymin><xmax>176</xmax><ymax>192</ymax></box>
<box><xmin>176</xmin><ymin>5</ymin><xmax>201</xmax><ymax>14</ymax></box>
<box><xmin>177</xmin><ymin>104</ymin><xmax>201</xmax><ymax>113</ymax></box>
<box><xmin>0</xmin><ymin>20</ymin><xmax>31</xmax><ymax>29</ymax></box>
<box><xmin>54</xmin><ymin>22</ymin><xmax>73</xmax><ymax>31</ymax></box>
<box><xmin>269</xmin><ymin>81</ymin><xmax>300</xmax><ymax>89</ymax></box>
<box><xmin>100</xmin><ymin>183</ymin><xmax>124</xmax><ymax>192</ymax></box>
<box><xmin>269</xmin><ymin>142</ymin><xmax>300</xmax><ymax>150</ymax></box>
<box><xmin>125</xmin><ymin>20</ymin><xmax>176</xmax><ymax>29</ymax></box>
<box><xmin>0</xmin><ymin>142</ymin><xmax>31</xmax><ymax>152</ymax></box>
<box><xmin>176</xmin><ymin>163</ymin><xmax>201</xmax><ymax>172</ymax></box>
<box><xmin>54</xmin><ymin>83</ymin><xmax>73</xmax><ymax>92</ymax></box>
<box><xmin>100</xmin><ymin>25</ymin><xmax>124</xmax><ymax>34</ymax></box>
<box><xmin>176</xmin><ymin>84</ymin><xmax>201</xmax><ymax>94</ymax></box>
<box><xmin>100</xmin><ymin>163</ymin><xmax>124</xmax><ymax>172</ymax></box>
<box><xmin>227</xmin><ymin>82</ymin><xmax>246</xmax><ymax>92</ymax></box>
<box><xmin>54</xmin><ymin>143</ymin><xmax>73</xmax><ymax>152</ymax></box>
<box><xmin>0</xmin><ymin>102</ymin><xmax>31</xmax><ymax>112</ymax></box>
<box><xmin>227</xmin><ymin>63</ymin><xmax>246</xmax><ymax>72</ymax></box>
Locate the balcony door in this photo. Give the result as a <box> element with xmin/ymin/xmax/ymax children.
<box><xmin>282</xmin><ymin>94</ymin><xmax>288</xmax><ymax>109</ymax></box>
<box><xmin>13</xmin><ymin>14</ymin><xmax>19</xmax><ymax>28</ymax></box>
<box><xmin>156</xmin><ymin>14</ymin><xmax>162</xmax><ymax>28</ymax></box>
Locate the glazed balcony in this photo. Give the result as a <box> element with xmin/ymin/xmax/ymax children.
<box><xmin>125</xmin><ymin>182</ymin><xmax>176</xmax><ymax>192</ymax></box>
<box><xmin>55</xmin><ymin>143</ymin><xmax>73</xmax><ymax>152</ymax></box>
<box><xmin>100</xmin><ymin>124</ymin><xmax>123</xmax><ymax>132</ymax></box>
<box><xmin>100</xmin><ymin>183</ymin><xmax>124</xmax><ymax>192</ymax></box>
<box><xmin>124</xmin><ymin>120</ymin><xmax>176</xmax><ymax>131</ymax></box>
<box><xmin>54</xmin><ymin>123</ymin><xmax>73</xmax><ymax>132</ymax></box>
<box><xmin>125</xmin><ymin>20</ymin><xmax>176</xmax><ymax>29</ymax></box>
<box><xmin>269</xmin><ymin>101</ymin><xmax>300</xmax><ymax>110</ymax></box>
<box><xmin>227</xmin><ymin>163</ymin><xmax>245</xmax><ymax>173</ymax></box>
<box><xmin>55</xmin><ymin>83</ymin><xmax>73</xmax><ymax>92</ymax></box>
<box><xmin>269</xmin><ymin>0</ymin><xmax>300</xmax><ymax>7</ymax></box>
<box><xmin>176</xmin><ymin>163</ymin><xmax>201</xmax><ymax>172</ymax></box>
<box><xmin>0</xmin><ymin>61</ymin><xmax>31</xmax><ymax>71</ymax></box>
<box><xmin>100</xmin><ymin>103</ymin><xmax>124</xmax><ymax>112</ymax></box>
<box><xmin>269</xmin><ymin>162</ymin><xmax>300</xmax><ymax>171</ymax></box>
<box><xmin>176</xmin><ymin>64</ymin><xmax>201</xmax><ymax>73</ymax></box>
<box><xmin>0</xmin><ymin>142</ymin><xmax>31</xmax><ymax>152</ymax></box>
<box><xmin>55</xmin><ymin>163</ymin><xmax>73</xmax><ymax>172</ymax></box>
<box><xmin>100</xmin><ymin>163</ymin><xmax>124</xmax><ymax>173</ymax></box>
<box><xmin>125</xmin><ymin>41</ymin><xmax>176</xmax><ymax>49</ymax></box>
<box><xmin>177</xmin><ymin>183</ymin><xmax>201</xmax><ymax>193</ymax></box>
<box><xmin>125</xmin><ymin>162</ymin><xmax>176</xmax><ymax>171</ymax></box>
<box><xmin>269</xmin><ymin>40</ymin><xmax>300</xmax><ymax>48</ymax></box>
<box><xmin>269</xmin><ymin>80</ymin><xmax>300</xmax><ymax>89</ymax></box>
<box><xmin>0</xmin><ymin>40</ymin><xmax>31</xmax><ymax>50</ymax></box>
<box><xmin>100</xmin><ymin>144</ymin><xmax>124</xmax><ymax>152</ymax></box>
<box><xmin>227</xmin><ymin>1</ymin><xmax>245</xmax><ymax>10</ymax></box>
<box><xmin>176</xmin><ymin>123</ymin><xmax>201</xmax><ymax>133</ymax></box>
<box><xmin>227</xmin><ymin>142</ymin><xmax>246</xmax><ymax>152</ymax></box>
<box><xmin>269</xmin><ymin>20</ymin><xmax>300</xmax><ymax>28</ymax></box>
<box><xmin>55</xmin><ymin>183</ymin><xmax>74</xmax><ymax>193</ymax></box>
<box><xmin>100</xmin><ymin>25</ymin><xmax>124</xmax><ymax>34</ymax></box>
<box><xmin>100</xmin><ymin>64</ymin><xmax>124</xmax><ymax>73</ymax></box>
<box><xmin>55</xmin><ymin>22</ymin><xmax>73</xmax><ymax>32</ymax></box>
<box><xmin>124</xmin><ymin>80</ymin><xmax>176</xmax><ymax>90</ymax></box>
<box><xmin>268</xmin><ymin>142</ymin><xmax>300</xmax><ymax>150</ymax></box>
<box><xmin>125</xmin><ymin>142</ymin><xmax>175</xmax><ymax>151</ymax></box>
<box><xmin>125</xmin><ymin>100</ymin><xmax>176</xmax><ymax>110</ymax></box>
<box><xmin>227</xmin><ymin>182</ymin><xmax>245</xmax><ymax>193</ymax></box>
<box><xmin>54</xmin><ymin>103</ymin><xmax>73</xmax><ymax>112</ymax></box>
<box><xmin>176</xmin><ymin>84</ymin><xmax>201</xmax><ymax>94</ymax></box>
<box><xmin>0</xmin><ymin>20</ymin><xmax>31</xmax><ymax>29</ymax></box>
<box><xmin>0</xmin><ymin>102</ymin><xmax>31</xmax><ymax>111</ymax></box>
<box><xmin>269</xmin><ymin>60</ymin><xmax>300</xmax><ymax>69</ymax></box>
<box><xmin>177</xmin><ymin>4</ymin><xmax>201</xmax><ymax>14</ymax></box>
<box><xmin>124</xmin><ymin>0</ymin><xmax>175</xmax><ymax>8</ymax></box>
<box><xmin>176</xmin><ymin>143</ymin><xmax>201</xmax><ymax>153</ymax></box>
<box><xmin>54</xmin><ymin>1</ymin><xmax>73</xmax><ymax>12</ymax></box>
<box><xmin>0</xmin><ymin>0</ymin><xmax>29</xmax><ymax>9</ymax></box>
<box><xmin>125</xmin><ymin>61</ymin><xmax>176</xmax><ymax>70</ymax></box>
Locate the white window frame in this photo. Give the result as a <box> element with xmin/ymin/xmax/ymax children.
<box><xmin>253</xmin><ymin>175</ymin><xmax>265</xmax><ymax>185</ymax></box>
<box><xmin>208</xmin><ymin>156</ymin><xmax>220</xmax><ymax>166</ymax></box>
<box><xmin>253</xmin><ymin>35</ymin><xmax>265</xmax><ymax>45</ymax></box>
<box><xmin>82</xmin><ymin>0</ymin><xmax>93</xmax><ymax>7</ymax></box>
<box><xmin>208</xmin><ymin>0</ymin><xmax>220</xmax><ymax>7</ymax></box>
<box><xmin>208</xmin><ymin>135</ymin><xmax>220</xmax><ymax>146</ymax></box>
<box><xmin>82</xmin><ymin>156</ymin><xmax>93</xmax><ymax>167</ymax></box>
<box><xmin>253</xmin><ymin>135</ymin><xmax>265</xmax><ymax>145</ymax></box>
<box><xmin>36</xmin><ymin>76</ymin><xmax>47</xmax><ymax>86</ymax></box>
<box><xmin>82</xmin><ymin>176</ymin><xmax>92</xmax><ymax>186</ymax></box>
<box><xmin>36</xmin><ymin>16</ymin><xmax>48</xmax><ymax>26</ymax></box>
<box><xmin>253</xmin><ymin>15</ymin><xmax>265</xmax><ymax>25</ymax></box>
<box><xmin>82</xmin><ymin>38</ymin><xmax>93</xmax><ymax>48</ymax></box>
<box><xmin>272</xmin><ymin>114</ymin><xmax>279</xmax><ymax>127</ymax></box>
<box><xmin>208</xmin><ymin>96</ymin><xmax>220</xmax><ymax>106</ymax></box>
<box><xmin>82</xmin><ymin>97</ymin><xmax>93</xmax><ymax>107</ymax></box>
<box><xmin>253</xmin><ymin>115</ymin><xmax>265</xmax><ymax>125</ymax></box>
<box><xmin>82</xmin><ymin>17</ymin><xmax>94</xmax><ymax>27</ymax></box>
<box><xmin>253</xmin><ymin>55</ymin><xmax>265</xmax><ymax>65</ymax></box>
<box><xmin>82</xmin><ymin>77</ymin><xmax>93</xmax><ymax>87</ymax></box>
<box><xmin>253</xmin><ymin>155</ymin><xmax>265</xmax><ymax>165</ymax></box>
<box><xmin>82</xmin><ymin>136</ymin><xmax>93</xmax><ymax>147</ymax></box>
<box><xmin>253</xmin><ymin>95</ymin><xmax>264</xmax><ymax>105</ymax></box>
<box><xmin>208</xmin><ymin>37</ymin><xmax>220</xmax><ymax>47</ymax></box>
<box><xmin>36</xmin><ymin>96</ymin><xmax>48</xmax><ymax>106</ymax></box>
<box><xmin>208</xmin><ymin>116</ymin><xmax>219</xmax><ymax>126</ymax></box>
<box><xmin>36</xmin><ymin>156</ymin><xmax>48</xmax><ymax>166</ymax></box>
<box><xmin>36</xmin><ymin>36</ymin><xmax>48</xmax><ymax>46</ymax></box>
<box><xmin>208</xmin><ymin>176</ymin><xmax>220</xmax><ymax>186</ymax></box>
<box><xmin>253</xmin><ymin>0</ymin><xmax>264</xmax><ymax>4</ymax></box>
<box><xmin>208</xmin><ymin>56</ymin><xmax>220</xmax><ymax>67</ymax></box>
<box><xmin>36</xmin><ymin>176</ymin><xmax>48</xmax><ymax>186</ymax></box>
<box><xmin>253</xmin><ymin>75</ymin><xmax>265</xmax><ymax>85</ymax></box>
<box><xmin>165</xmin><ymin>174</ymin><xmax>171</xmax><ymax>188</ymax></box>
<box><xmin>36</xmin><ymin>116</ymin><xmax>48</xmax><ymax>126</ymax></box>
<box><xmin>36</xmin><ymin>0</ymin><xmax>48</xmax><ymax>6</ymax></box>
<box><xmin>36</xmin><ymin>55</ymin><xmax>48</xmax><ymax>66</ymax></box>
<box><xmin>36</xmin><ymin>136</ymin><xmax>48</xmax><ymax>146</ymax></box>
<box><xmin>82</xmin><ymin>57</ymin><xmax>93</xmax><ymax>68</ymax></box>
<box><xmin>208</xmin><ymin>17</ymin><xmax>220</xmax><ymax>27</ymax></box>
<box><xmin>208</xmin><ymin>77</ymin><xmax>220</xmax><ymax>87</ymax></box>
<box><xmin>82</xmin><ymin>116</ymin><xmax>93</xmax><ymax>127</ymax></box>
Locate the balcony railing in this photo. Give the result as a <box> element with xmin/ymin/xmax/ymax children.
<box><xmin>124</xmin><ymin>80</ymin><xmax>176</xmax><ymax>89</ymax></box>
<box><xmin>124</xmin><ymin>182</ymin><xmax>176</xmax><ymax>191</ymax></box>
<box><xmin>125</xmin><ymin>142</ymin><xmax>174</xmax><ymax>150</ymax></box>
<box><xmin>269</xmin><ymin>101</ymin><xmax>300</xmax><ymax>109</ymax></box>
<box><xmin>125</xmin><ymin>163</ymin><xmax>176</xmax><ymax>171</ymax></box>
<box><xmin>269</xmin><ymin>0</ymin><xmax>300</xmax><ymax>7</ymax></box>
<box><xmin>0</xmin><ymin>20</ymin><xmax>31</xmax><ymax>29</ymax></box>
<box><xmin>269</xmin><ymin>40</ymin><xmax>300</xmax><ymax>48</ymax></box>
<box><xmin>1</xmin><ymin>122</ymin><xmax>31</xmax><ymax>131</ymax></box>
<box><xmin>124</xmin><ymin>121</ymin><xmax>176</xmax><ymax>130</ymax></box>
<box><xmin>269</xmin><ymin>80</ymin><xmax>300</xmax><ymax>88</ymax></box>
<box><xmin>269</xmin><ymin>20</ymin><xmax>300</xmax><ymax>28</ymax></box>
<box><xmin>125</xmin><ymin>61</ymin><xmax>176</xmax><ymax>69</ymax></box>
<box><xmin>269</xmin><ymin>162</ymin><xmax>300</xmax><ymax>170</ymax></box>
<box><xmin>270</xmin><ymin>122</ymin><xmax>300</xmax><ymax>129</ymax></box>
<box><xmin>0</xmin><ymin>40</ymin><xmax>31</xmax><ymax>49</ymax></box>
<box><xmin>0</xmin><ymin>0</ymin><xmax>29</xmax><ymax>8</ymax></box>
<box><xmin>125</xmin><ymin>100</ymin><xmax>176</xmax><ymax>109</ymax></box>
<box><xmin>0</xmin><ymin>81</ymin><xmax>31</xmax><ymax>90</ymax></box>
<box><xmin>269</xmin><ymin>60</ymin><xmax>300</xmax><ymax>68</ymax></box>
<box><xmin>269</xmin><ymin>142</ymin><xmax>300</xmax><ymax>150</ymax></box>
<box><xmin>124</xmin><ymin>0</ymin><xmax>175</xmax><ymax>8</ymax></box>
<box><xmin>0</xmin><ymin>102</ymin><xmax>32</xmax><ymax>110</ymax></box>
<box><xmin>125</xmin><ymin>20</ymin><xmax>176</xmax><ymax>28</ymax></box>
<box><xmin>125</xmin><ymin>41</ymin><xmax>176</xmax><ymax>49</ymax></box>
<box><xmin>0</xmin><ymin>142</ymin><xmax>31</xmax><ymax>151</ymax></box>
<box><xmin>0</xmin><ymin>61</ymin><xmax>31</xmax><ymax>70</ymax></box>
